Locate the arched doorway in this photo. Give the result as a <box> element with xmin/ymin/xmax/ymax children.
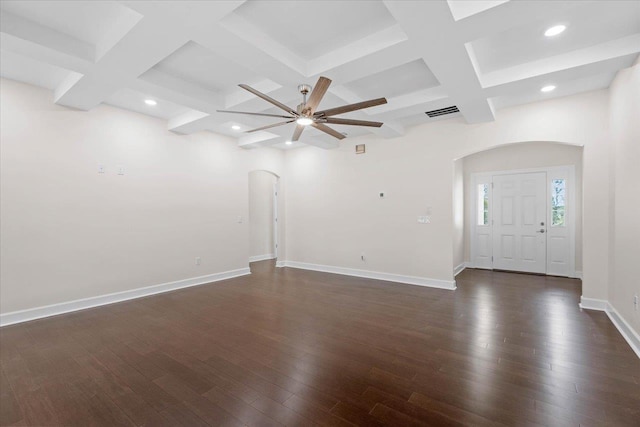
<box><xmin>248</xmin><ymin>170</ymin><xmax>279</xmax><ymax>267</ymax></box>
<box><xmin>454</xmin><ymin>141</ymin><xmax>583</xmax><ymax>278</ymax></box>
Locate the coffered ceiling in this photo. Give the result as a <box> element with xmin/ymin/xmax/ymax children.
<box><xmin>1</xmin><ymin>1</ymin><xmax>639</xmax><ymax>150</ymax></box>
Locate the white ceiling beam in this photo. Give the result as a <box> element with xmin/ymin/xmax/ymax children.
<box><xmin>454</xmin><ymin>1</ymin><xmax>580</xmax><ymax>43</ymax></box>
<box><xmin>375</xmin><ymin>121</ymin><xmax>405</xmax><ymax>139</ymax></box>
<box><xmin>218</xmin><ymin>13</ymin><xmax>307</xmax><ymax>77</ymax></box>
<box><xmin>307</xmin><ymin>24</ymin><xmax>408</xmax><ymax>77</ymax></box>
<box><xmin>481</xmin><ymin>34</ymin><xmax>640</xmax><ymax>89</ymax></box>
<box><xmin>0</xmin><ymin>25</ymin><xmax>93</xmax><ymax>75</ymax></box>
<box><xmin>371</xmin><ymin>86</ymin><xmax>449</xmax><ymax>115</ymax></box>
<box><xmin>168</xmin><ymin>110</ymin><xmax>210</xmax><ymax>134</ymax></box>
<box><xmin>135</xmin><ymin>69</ymin><xmax>222</xmax><ymax>112</ymax></box>
<box><xmin>237</xmin><ymin>130</ymin><xmax>281</xmax><ymax>149</ymax></box>
<box><xmin>54</xmin><ymin>2</ymin><xmax>244</xmax><ymax>110</ymax></box>
<box><xmin>54</xmin><ymin>24</ymin><xmax>188</xmax><ymax>109</ymax></box>
<box><xmin>316</xmin><ymin>40</ymin><xmax>420</xmax><ymax>86</ymax></box>
<box><xmin>383</xmin><ymin>1</ymin><xmax>495</xmax><ymax>124</ymax></box>
<box><xmin>0</xmin><ymin>11</ymin><xmax>93</xmax><ymax>61</ymax></box>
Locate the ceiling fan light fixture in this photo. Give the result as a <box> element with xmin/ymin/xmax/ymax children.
<box><xmin>544</xmin><ymin>25</ymin><xmax>566</xmax><ymax>37</ymax></box>
<box><xmin>231</xmin><ymin>125</ymin><xmax>241</xmax><ymax>130</ymax></box>
<box><xmin>219</xmin><ymin>77</ymin><xmax>387</xmax><ymax>142</ymax></box>
<box><xmin>285</xmin><ymin>141</ymin><xmax>292</xmax><ymax>145</ymax></box>
<box><xmin>296</xmin><ymin>117</ymin><xmax>313</xmax><ymax>126</ymax></box>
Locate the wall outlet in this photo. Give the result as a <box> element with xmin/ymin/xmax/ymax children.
<box><xmin>418</xmin><ymin>215</ymin><xmax>431</xmax><ymax>224</ymax></box>
<box><xmin>98</xmin><ymin>164</ymin><xmax>105</xmax><ymax>174</ymax></box>
<box><xmin>634</xmin><ymin>294</ymin><xmax>638</xmax><ymax>311</ymax></box>
<box><xmin>117</xmin><ymin>165</ymin><xmax>125</xmax><ymax>175</ymax></box>
<box><xmin>361</xmin><ymin>252</ymin><xmax>366</xmax><ymax>261</ymax></box>
<box><xmin>195</xmin><ymin>257</ymin><xmax>201</xmax><ymax>266</ymax></box>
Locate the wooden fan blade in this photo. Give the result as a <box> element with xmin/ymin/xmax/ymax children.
<box><xmin>324</xmin><ymin>117</ymin><xmax>383</xmax><ymax>127</ymax></box>
<box><xmin>238</xmin><ymin>84</ymin><xmax>297</xmax><ymax>115</ymax></box>
<box><xmin>216</xmin><ymin>110</ymin><xmax>293</xmax><ymax>119</ymax></box>
<box><xmin>291</xmin><ymin>124</ymin><xmax>305</xmax><ymax>141</ymax></box>
<box><xmin>304</xmin><ymin>76</ymin><xmax>331</xmax><ymax>115</ymax></box>
<box><xmin>314</xmin><ymin>97</ymin><xmax>387</xmax><ymax>117</ymax></box>
<box><xmin>247</xmin><ymin>120</ymin><xmax>295</xmax><ymax>133</ymax></box>
<box><xmin>311</xmin><ymin>123</ymin><xmax>345</xmax><ymax>140</ymax></box>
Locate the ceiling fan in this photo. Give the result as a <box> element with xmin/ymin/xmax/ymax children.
<box><xmin>217</xmin><ymin>76</ymin><xmax>387</xmax><ymax>142</ymax></box>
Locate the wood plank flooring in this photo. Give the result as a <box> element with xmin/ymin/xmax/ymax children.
<box><xmin>1</xmin><ymin>261</ymin><xmax>639</xmax><ymax>426</ymax></box>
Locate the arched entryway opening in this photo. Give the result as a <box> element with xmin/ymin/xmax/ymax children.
<box><xmin>453</xmin><ymin>141</ymin><xmax>584</xmax><ymax>279</ymax></box>
<box><xmin>248</xmin><ymin>170</ymin><xmax>280</xmax><ymax>270</ymax></box>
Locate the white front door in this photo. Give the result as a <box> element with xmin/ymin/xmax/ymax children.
<box><xmin>492</xmin><ymin>172</ymin><xmax>547</xmax><ymax>274</ymax></box>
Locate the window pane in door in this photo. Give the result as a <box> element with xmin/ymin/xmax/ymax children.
<box><xmin>551</xmin><ymin>179</ymin><xmax>566</xmax><ymax>226</ymax></box>
<box><xmin>477</xmin><ymin>184</ymin><xmax>489</xmax><ymax>225</ymax></box>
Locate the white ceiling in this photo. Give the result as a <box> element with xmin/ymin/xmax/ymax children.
<box><xmin>1</xmin><ymin>0</ymin><xmax>638</xmax><ymax>150</ymax></box>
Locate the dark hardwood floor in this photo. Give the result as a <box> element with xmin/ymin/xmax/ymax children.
<box><xmin>1</xmin><ymin>261</ymin><xmax>639</xmax><ymax>426</ymax></box>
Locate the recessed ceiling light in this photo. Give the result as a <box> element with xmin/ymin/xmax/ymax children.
<box><xmin>541</xmin><ymin>85</ymin><xmax>556</xmax><ymax>93</ymax></box>
<box><xmin>231</xmin><ymin>125</ymin><xmax>241</xmax><ymax>130</ymax></box>
<box><xmin>544</xmin><ymin>25</ymin><xmax>566</xmax><ymax>37</ymax></box>
<box><xmin>144</xmin><ymin>99</ymin><xmax>157</xmax><ymax>106</ymax></box>
<box><xmin>285</xmin><ymin>141</ymin><xmax>292</xmax><ymax>145</ymax></box>
<box><xmin>296</xmin><ymin>117</ymin><xmax>313</xmax><ymax>126</ymax></box>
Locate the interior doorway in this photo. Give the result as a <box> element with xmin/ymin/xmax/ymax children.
<box><xmin>248</xmin><ymin>170</ymin><xmax>279</xmax><ymax>264</ymax></box>
<box><xmin>470</xmin><ymin>166</ymin><xmax>576</xmax><ymax>277</ymax></box>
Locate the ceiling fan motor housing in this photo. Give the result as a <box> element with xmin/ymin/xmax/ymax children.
<box><xmin>298</xmin><ymin>84</ymin><xmax>312</xmax><ymax>112</ymax></box>
<box><xmin>298</xmin><ymin>84</ymin><xmax>312</xmax><ymax>95</ymax></box>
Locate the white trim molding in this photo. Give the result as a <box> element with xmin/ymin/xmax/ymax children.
<box><xmin>0</xmin><ymin>268</ymin><xmax>250</xmax><ymax>327</ymax></box>
<box><xmin>579</xmin><ymin>297</ymin><xmax>640</xmax><ymax>359</ymax></box>
<box><xmin>280</xmin><ymin>261</ymin><xmax>456</xmax><ymax>290</ymax></box>
<box><xmin>579</xmin><ymin>297</ymin><xmax>608</xmax><ymax>311</ymax></box>
<box><xmin>249</xmin><ymin>253</ymin><xmax>276</xmax><ymax>263</ymax></box>
<box><xmin>606</xmin><ymin>304</ymin><xmax>640</xmax><ymax>359</ymax></box>
<box><xmin>275</xmin><ymin>260</ymin><xmax>286</xmax><ymax>268</ymax></box>
<box><xmin>454</xmin><ymin>262</ymin><xmax>467</xmax><ymax>276</ymax></box>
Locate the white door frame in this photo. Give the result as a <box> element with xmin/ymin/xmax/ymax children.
<box><xmin>273</xmin><ymin>180</ymin><xmax>279</xmax><ymax>259</ymax></box>
<box><xmin>470</xmin><ymin>165</ymin><xmax>576</xmax><ymax>277</ymax></box>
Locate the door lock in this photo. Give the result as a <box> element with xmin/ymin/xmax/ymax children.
<box><xmin>537</xmin><ymin>229</ymin><xmax>546</xmax><ymax>233</ymax></box>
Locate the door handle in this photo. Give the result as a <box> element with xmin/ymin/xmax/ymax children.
<box><xmin>537</xmin><ymin>229</ymin><xmax>545</xmax><ymax>233</ymax></box>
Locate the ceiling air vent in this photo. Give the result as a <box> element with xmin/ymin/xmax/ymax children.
<box><xmin>425</xmin><ymin>106</ymin><xmax>459</xmax><ymax>118</ymax></box>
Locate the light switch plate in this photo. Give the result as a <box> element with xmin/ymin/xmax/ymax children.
<box><xmin>117</xmin><ymin>165</ymin><xmax>125</xmax><ymax>175</ymax></box>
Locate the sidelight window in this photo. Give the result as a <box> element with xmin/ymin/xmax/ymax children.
<box><xmin>477</xmin><ymin>184</ymin><xmax>489</xmax><ymax>226</ymax></box>
<box><xmin>551</xmin><ymin>179</ymin><xmax>566</xmax><ymax>226</ymax></box>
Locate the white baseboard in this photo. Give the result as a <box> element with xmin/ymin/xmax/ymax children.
<box><xmin>280</xmin><ymin>260</ymin><xmax>456</xmax><ymax>290</ymax></box>
<box><xmin>249</xmin><ymin>254</ymin><xmax>275</xmax><ymax>263</ymax></box>
<box><xmin>579</xmin><ymin>296</ymin><xmax>640</xmax><ymax>359</ymax></box>
<box><xmin>275</xmin><ymin>260</ymin><xmax>286</xmax><ymax>268</ymax></box>
<box><xmin>605</xmin><ymin>304</ymin><xmax>640</xmax><ymax>359</ymax></box>
<box><xmin>579</xmin><ymin>297</ymin><xmax>608</xmax><ymax>311</ymax></box>
<box><xmin>0</xmin><ymin>268</ymin><xmax>251</xmax><ymax>327</ymax></box>
<box><xmin>573</xmin><ymin>270</ymin><xmax>583</xmax><ymax>279</ymax></box>
<box><xmin>454</xmin><ymin>262</ymin><xmax>466</xmax><ymax>276</ymax></box>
